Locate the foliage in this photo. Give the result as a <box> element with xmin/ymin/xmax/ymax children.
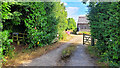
<box><xmin>72</xmin><ymin>28</ymin><xmax>77</xmax><ymax>34</ymax></box>
<box><xmin>87</xmin><ymin>45</ymin><xmax>99</xmax><ymax>58</ymax></box>
<box><xmin>24</xmin><ymin>2</ymin><xmax>68</xmax><ymax>48</ymax></box>
<box><xmin>0</xmin><ymin>2</ymin><xmax>15</xmax><ymax>62</ymax></box>
<box><xmin>87</xmin><ymin>2</ymin><xmax>120</xmax><ymax>66</ymax></box>
<box><xmin>59</xmin><ymin>31</ymin><xmax>70</xmax><ymax>41</ymax></box>
<box><xmin>62</xmin><ymin>45</ymin><xmax>76</xmax><ymax>58</ymax></box>
<box><xmin>1</xmin><ymin>31</ymin><xmax>14</xmax><ymax>58</ymax></box>
<box><xmin>67</xmin><ymin>18</ymin><xmax>76</xmax><ymax>30</ymax></box>
<box><xmin>2</xmin><ymin>2</ymin><xmax>24</xmax><ymax>32</ymax></box>
<box><xmin>1</xmin><ymin>2</ymin><xmax>69</xmax><ymax>62</ymax></box>
<box><xmin>0</xmin><ymin>27</ymin><xmax>14</xmax><ymax>62</ymax></box>
<box><xmin>24</xmin><ymin>2</ymin><xmax>48</xmax><ymax>48</ymax></box>
<box><xmin>53</xmin><ymin>2</ymin><xmax>68</xmax><ymax>39</ymax></box>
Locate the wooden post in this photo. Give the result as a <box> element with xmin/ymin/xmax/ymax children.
<box><xmin>17</xmin><ymin>33</ymin><xmax>20</xmax><ymax>45</ymax></box>
<box><xmin>83</xmin><ymin>33</ymin><xmax>84</xmax><ymax>45</ymax></box>
<box><xmin>91</xmin><ymin>37</ymin><xmax>94</xmax><ymax>46</ymax></box>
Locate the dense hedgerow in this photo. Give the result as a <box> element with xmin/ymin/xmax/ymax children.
<box><xmin>1</xmin><ymin>2</ymin><xmax>68</xmax><ymax>61</ymax></box>
<box><xmin>87</xmin><ymin>2</ymin><xmax>120</xmax><ymax>66</ymax></box>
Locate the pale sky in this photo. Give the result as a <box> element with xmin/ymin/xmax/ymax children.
<box><xmin>61</xmin><ymin>1</ymin><xmax>89</xmax><ymax>23</ymax></box>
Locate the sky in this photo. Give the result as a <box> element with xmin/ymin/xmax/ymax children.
<box><xmin>61</xmin><ymin>0</ymin><xmax>89</xmax><ymax>23</ymax></box>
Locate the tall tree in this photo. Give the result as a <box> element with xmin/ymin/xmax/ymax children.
<box><xmin>67</xmin><ymin>18</ymin><xmax>76</xmax><ymax>30</ymax></box>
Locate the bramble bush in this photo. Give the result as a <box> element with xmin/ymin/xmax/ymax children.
<box><xmin>87</xmin><ymin>2</ymin><xmax>120</xmax><ymax>66</ymax></box>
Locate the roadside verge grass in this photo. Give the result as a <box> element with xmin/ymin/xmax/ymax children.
<box><xmin>86</xmin><ymin>45</ymin><xmax>108</xmax><ymax>66</ymax></box>
<box><xmin>57</xmin><ymin>43</ymin><xmax>78</xmax><ymax>66</ymax></box>
<box><xmin>3</xmin><ymin>42</ymin><xmax>65</xmax><ymax>66</ymax></box>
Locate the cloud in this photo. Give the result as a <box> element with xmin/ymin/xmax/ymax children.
<box><xmin>61</xmin><ymin>0</ymin><xmax>82</xmax><ymax>2</ymax></box>
<box><xmin>60</xmin><ymin>2</ymin><xmax>67</xmax><ymax>6</ymax></box>
<box><xmin>66</xmin><ymin>7</ymin><xmax>87</xmax><ymax>23</ymax></box>
<box><xmin>68</xmin><ymin>7</ymin><xmax>79</xmax><ymax>9</ymax></box>
<box><xmin>66</xmin><ymin>7</ymin><xmax>79</xmax><ymax>11</ymax></box>
<box><xmin>70</xmin><ymin>15</ymin><xmax>79</xmax><ymax>22</ymax></box>
<box><xmin>64</xmin><ymin>2</ymin><xmax>67</xmax><ymax>6</ymax></box>
<box><xmin>79</xmin><ymin>14</ymin><xmax>86</xmax><ymax>16</ymax></box>
<box><xmin>66</xmin><ymin>7</ymin><xmax>79</xmax><ymax>22</ymax></box>
<box><xmin>66</xmin><ymin>7</ymin><xmax>79</xmax><ymax>15</ymax></box>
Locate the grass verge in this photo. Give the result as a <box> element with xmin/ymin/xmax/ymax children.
<box><xmin>3</xmin><ymin>34</ymin><xmax>74</xmax><ymax>66</ymax></box>
<box><xmin>60</xmin><ymin>33</ymin><xmax>74</xmax><ymax>42</ymax></box>
<box><xmin>3</xmin><ymin>42</ymin><xmax>65</xmax><ymax>66</ymax></box>
<box><xmin>57</xmin><ymin>43</ymin><xmax>78</xmax><ymax>66</ymax></box>
<box><xmin>85</xmin><ymin>45</ymin><xmax>108</xmax><ymax>66</ymax></box>
<box><xmin>61</xmin><ymin>44</ymin><xmax>76</xmax><ymax>60</ymax></box>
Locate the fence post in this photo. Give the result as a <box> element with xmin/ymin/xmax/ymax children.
<box><xmin>83</xmin><ymin>33</ymin><xmax>84</xmax><ymax>45</ymax></box>
<box><xmin>91</xmin><ymin>37</ymin><xmax>94</xmax><ymax>46</ymax></box>
<box><xmin>17</xmin><ymin>33</ymin><xmax>20</xmax><ymax>45</ymax></box>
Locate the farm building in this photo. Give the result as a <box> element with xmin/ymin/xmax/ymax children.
<box><xmin>77</xmin><ymin>15</ymin><xmax>90</xmax><ymax>31</ymax></box>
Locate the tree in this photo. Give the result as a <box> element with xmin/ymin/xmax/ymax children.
<box><xmin>67</xmin><ymin>18</ymin><xmax>76</xmax><ymax>30</ymax></box>
<box><xmin>52</xmin><ymin>2</ymin><xmax>68</xmax><ymax>39</ymax></box>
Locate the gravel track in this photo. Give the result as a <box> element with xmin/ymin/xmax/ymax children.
<box><xmin>65</xmin><ymin>44</ymin><xmax>95</xmax><ymax>66</ymax></box>
<box><xmin>21</xmin><ymin>35</ymin><xmax>95</xmax><ymax>66</ymax></box>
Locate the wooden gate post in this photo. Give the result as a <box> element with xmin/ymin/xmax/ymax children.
<box><xmin>91</xmin><ymin>37</ymin><xmax>94</xmax><ymax>46</ymax></box>
<box><xmin>17</xmin><ymin>33</ymin><xmax>20</xmax><ymax>45</ymax></box>
<box><xmin>83</xmin><ymin>33</ymin><xmax>84</xmax><ymax>45</ymax></box>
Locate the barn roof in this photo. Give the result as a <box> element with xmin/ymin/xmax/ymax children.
<box><xmin>77</xmin><ymin>15</ymin><xmax>89</xmax><ymax>23</ymax></box>
<box><xmin>77</xmin><ymin>23</ymin><xmax>89</xmax><ymax>25</ymax></box>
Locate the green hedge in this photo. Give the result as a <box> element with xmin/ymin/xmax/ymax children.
<box><xmin>1</xmin><ymin>2</ymin><xmax>68</xmax><ymax>61</ymax></box>
<box><xmin>88</xmin><ymin>2</ymin><xmax>120</xmax><ymax>66</ymax></box>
